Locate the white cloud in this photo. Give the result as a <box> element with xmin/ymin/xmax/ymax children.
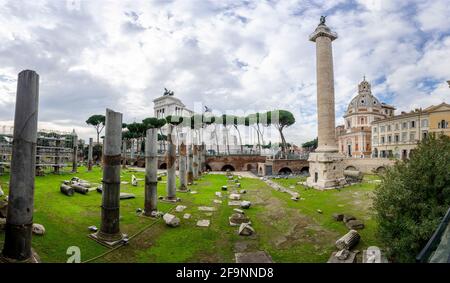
<box><xmin>0</xmin><ymin>0</ymin><xmax>449</xmax><ymax>145</ymax></box>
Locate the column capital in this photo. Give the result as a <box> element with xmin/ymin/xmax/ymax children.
<box><xmin>309</xmin><ymin>24</ymin><xmax>338</xmax><ymax>42</ymax></box>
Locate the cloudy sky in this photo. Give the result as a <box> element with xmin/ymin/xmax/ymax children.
<box><xmin>0</xmin><ymin>0</ymin><xmax>449</xmax><ymax>144</ymax></box>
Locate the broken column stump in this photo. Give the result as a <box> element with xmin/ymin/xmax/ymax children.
<box><xmin>89</xmin><ymin>109</ymin><xmax>126</xmax><ymax>247</ymax></box>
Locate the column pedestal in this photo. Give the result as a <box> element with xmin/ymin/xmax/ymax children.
<box><xmin>306</xmin><ymin>152</ymin><xmax>346</xmax><ymax>190</ymax></box>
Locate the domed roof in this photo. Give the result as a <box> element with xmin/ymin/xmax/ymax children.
<box><xmin>346</xmin><ymin>78</ymin><xmax>381</xmax><ymax>114</ymax></box>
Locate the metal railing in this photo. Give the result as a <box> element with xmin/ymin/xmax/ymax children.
<box><xmin>416</xmin><ymin>207</ymin><xmax>450</xmax><ymax>263</ymax></box>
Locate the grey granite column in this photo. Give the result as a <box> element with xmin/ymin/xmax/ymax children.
<box><xmin>193</xmin><ymin>144</ymin><xmax>199</xmax><ymax>180</ymax></box>
<box><xmin>72</xmin><ymin>130</ymin><xmax>78</xmax><ymax>173</ymax></box>
<box><xmin>187</xmin><ymin>144</ymin><xmax>194</xmax><ymax>184</ymax></box>
<box><xmin>166</xmin><ymin>124</ymin><xmax>176</xmax><ymax>201</ymax></box>
<box><xmin>88</xmin><ymin>137</ymin><xmax>93</xmax><ymax>171</ymax></box>
<box><xmin>178</xmin><ymin>133</ymin><xmax>188</xmax><ymax>191</ymax></box>
<box><xmin>92</xmin><ymin>109</ymin><xmax>124</xmax><ymax>245</ymax></box>
<box><xmin>144</xmin><ymin>128</ymin><xmax>158</xmax><ymax>216</ymax></box>
<box><xmin>1</xmin><ymin>70</ymin><xmax>39</xmax><ymax>262</ymax></box>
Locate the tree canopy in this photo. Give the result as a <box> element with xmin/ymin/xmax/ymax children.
<box><xmin>86</xmin><ymin>114</ymin><xmax>106</xmax><ymax>144</ymax></box>
<box><xmin>373</xmin><ymin>134</ymin><xmax>450</xmax><ymax>262</ymax></box>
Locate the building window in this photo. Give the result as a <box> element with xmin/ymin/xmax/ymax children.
<box><xmin>380</xmin><ymin>126</ymin><xmax>385</xmax><ymax>133</ymax></box>
<box><xmin>373</xmin><ymin>127</ymin><xmax>377</xmax><ymax>133</ymax></box>
<box><xmin>410</xmin><ymin>132</ymin><xmax>416</xmax><ymax>142</ymax></box>
<box><xmin>347</xmin><ymin>120</ymin><xmax>351</xmax><ymax>128</ymax></box>
<box><xmin>402</xmin><ymin>122</ymin><xmax>407</xmax><ymax>129</ymax></box>
<box><xmin>387</xmin><ymin>125</ymin><xmax>391</xmax><ymax>132</ymax></box>
<box><xmin>388</xmin><ymin>135</ymin><xmax>392</xmax><ymax>143</ymax></box>
<box><xmin>423</xmin><ymin>131</ymin><xmax>428</xmax><ymax>139</ymax></box>
<box><xmin>402</xmin><ymin>132</ymin><xmax>407</xmax><ymax>142</ymax></box>
<box><xmin>381</xmin><ymin>136</ymin><xmax>385</xmax><ymax>144</ymax></box>
<box><xmin>421</xmin><ymin>119</ymin><xmax>428</xmax><ymax>128</ymax></box>
<box><xmin>438</xmin><ymin>120</ymin><xmax>448</xmax><ymax>129</ymax></box>
<box><xmin>395</xmin><ymin>123</ymin><xmax>399</xmax><ymax>130</ymax></box>
<box><xmin>411</xmin><ymin>120</ymin><xmax>416</xmax><ymax>128</ymax></box>
<box><xmin>395</xmin><ymin>135</ymin><xmax>399</xmax><ymax>143</ymax></box>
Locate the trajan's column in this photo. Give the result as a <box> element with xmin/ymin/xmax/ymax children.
<box><xmin>306</xmin><ymin>16</ymin><xmax>346</xmax><ymax>189</ymax></box>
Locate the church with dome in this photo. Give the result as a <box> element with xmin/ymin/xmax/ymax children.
<box><xmin>336</xmin><ymin>78</ymin><xmax>395</xmax><ymax>158</ymax></box>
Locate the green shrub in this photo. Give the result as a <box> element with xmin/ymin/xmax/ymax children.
<box><xmin>373</xmin><ymin>134</ymin><xmax>450</xmax><ymax>262</ymax></box>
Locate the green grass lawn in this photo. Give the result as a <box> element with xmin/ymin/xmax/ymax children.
<box><xmin>0</xmin><ymin>168</ymin><xmax>381</xmax><ymax>263</ymax></box>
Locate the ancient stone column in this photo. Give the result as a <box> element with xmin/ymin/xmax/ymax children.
<box><xmin>72</xmin><ymin>130</ymin><xmax>78</xmax><ymax>173</ymax></box>
<box><xmin>166</xmin><ymin>124</ymin><xmax>177</xmax><ymax>201</ymax></box>
<box><xmin>201</xmin><ymin>142</ymin><xmax>207</xmax><ymax>172</ymax></box>
<box><xmin>178</xmin><ymin>133</ymin><xmax>188</xmax><ymax>191</ymax></box>
<box><xmin>193</xmin><ymin>144</ymin><xmax>199</xmax><ymax>180</ymax></box>
<box><xmin>88</xmin><ymin>137</ymin><xmax>93</xmax><ymax>171</ymax></box>
<box><xmin>306</xmin><ymin>17</ymin><xmax>346</xmax><ymax>190</ymax></box>
<box><xmin>1</xmin><ymin>70</ymin><xmax>39</xmax><ymax>262</ymax></box>
<box><xmin>144</xmin><ymin>128</ymin><xmax>158</xmax><ymax>216</ymax></box>
<box><xmin>310</xmin><ymin>18</ymin><xmax>338</xmax><ymax>153</ymax></box>
<box><xmin>54</xmin><ymin>138</ymin><xmax>61</xmax><ymax>174</ymax></box>
<box><xmin>130</xmin><ymin>139</ymin><xmax>135</xmax><ymax>160</ymax></box>
<box><xmin>187</xmin><ymin>144</ymin><xmax>194</xmax><ymax>184</ymax></box>
<box><xmin>92</xmin><ymin>109</ymin><xmax>124</xmax><ymax>246</ymax></box>
<box><xmin>122</xmin><ymin>139</ymin><xmax>127</xmax><ymax>169</ymax></box>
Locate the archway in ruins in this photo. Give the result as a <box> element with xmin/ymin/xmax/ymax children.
<box><xmin>221</xmin><ymin>164</ymin><xmax>235</xmax><ymax>171</ymax></box>
<box><xmin>205</xmin><ymin>164</ymin><xmax>212</xmax><ymax>171</ymax></box>
<box><xmin>300</xmin><ymin>167</ymin><xmax>309</xmax><ymax>175</ymax></box>
<box><xmin>345</xmin><ymin>165</ymin><xmax>357</xmax><ymax>171</ymax></box>
<box><xmin>376</xmin><ymin>166</ymin><xmax>386</xmax><ymax>174</ymax></box>
<box><xmin>278</xmin><ymin>167</ymin><xmax>292</xmax><ymax>175</ymax></box>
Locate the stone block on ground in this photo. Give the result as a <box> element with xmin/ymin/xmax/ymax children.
<box><xmin>0</xmin><ymin>186</ymin><xmax>4</xmax><ymax>197</ymax></box>
<box><xmin>88</xmin><ymin>225</ymin><xmax>98</xmax><ymax>232</ymax></box>
<box><xmin>221</xmin><ymin>186</ymin><xmax>228</xmax><ymax>191</ymax></box>
<box><xmin>120</xmin><ymin>193</ymin><xmax>136</xmax><ymax>200</ymax></box>
<box><xmin>190</xmin><ymin>191</ymin><xmax>198</xmax><ymax>194</ymax></box>
<box><xmin>213</xmin><ymin>199</ymin><xmax>222</xmax><ymax>204</ymax></box>
<box><xmin>233</xmin><ymin>208</ymin><xmax>245</xmax><ymax>214</ymax></box>
<box><xmin>343</xmin><ymin>215</ymin><xmax>356</xmax><ymax>223</ymax></box>
<box><xmin>32</xmin><ymin>223</ymin><xmax>45</xmax><ymax>235</ymax></box>
<box><xmin>333</xmin><ymin>213</ymin><xmax>344</xmax><ymax>221</ymax></box>
<box><xmin>229</xmin><ymin>193</ymin><xmax>241</xmax><ymax>200</ymax></box>
<box><xmin>238</xmin><ymin>223</ymin><xmax>255</xmax><ymax>236</ymax></box>
<box><xmin>175</xmin><ymin>205</ymin><xmax>187</xmax><ymax>212</ymax></box>
<box><xmin>229</xmin><ymin>213</ymin><xmax>251</xmax><ymax>226</ymax></box>
<box><xmin>198</xmin><ymin>206</ymin><xmax>216</xmax><ymax>212</ymax></box>
<box><xmin>363</xmin><ymin>246</ymin><xmax>388</xmax><ymax>263</ymax></box>
<box><xmin>163</xmin><ymin>213</ymin><xmax>180</xmax><ymax>227</ymax></box>
<box><xmin>239</xmin><ymin>189</ymin><xmax>246</xmax><ymax>194</ymax></box>
<box><xmin>96</xmin><ymin>185</ymin><xmax>103</xmax><ymax>193</ymax></box>
<box><xmin>197</xmin><ymin>219</ymin><xmax>210</xmax><ymax>227</ymax></box>
<box><xmin>228</xmin><ymin>201</ymin><xmax>241</xmax><ymax>206</ymax></box>
<box><xmin>235</xmin><ymin>251</ymin><xmax>273</xmax><ymax>263</ymax></box>
<box><xmin>131</xmin><ymin>175</ymin><xmax>138</xmax><ymax>186</ymax></box>
<box><xmin>346</xmin><ymin>219</ymin><xmax>365</xmax><ymax>230</ymax></box>
<box><xmin>183</xmin><ymin>213</ymin><xmax>191</xmax><ymax>219</ymax></box>
<box><xmin>215</xmin><ymin>192</ymin><xmax>222</xmax><ymax>198</ymax></box>
<box><xmin>240</xmin><ymin>201</ymin><xmax>251</xmax><ymax>209</ymax></box>
<box><xmin>327</xmin><ymin>251</ymin><xmax>357</xmax><ymax>263</ymax></box>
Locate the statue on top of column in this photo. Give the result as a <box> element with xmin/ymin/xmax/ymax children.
<box><xmin>320</xmin><ymin>15</ymin><xmax>326</xmax><ymax>25</ymax></box>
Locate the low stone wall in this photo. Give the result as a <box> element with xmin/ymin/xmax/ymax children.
<box><xmin>206</xmin><ymin>155</ymin><xmax>266</xmax><ymax>172</ymax></box>
<box><xmin>341</xmin><ymin>158</ymin><xmax>396</xmax><ymax>174</ymax></box>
